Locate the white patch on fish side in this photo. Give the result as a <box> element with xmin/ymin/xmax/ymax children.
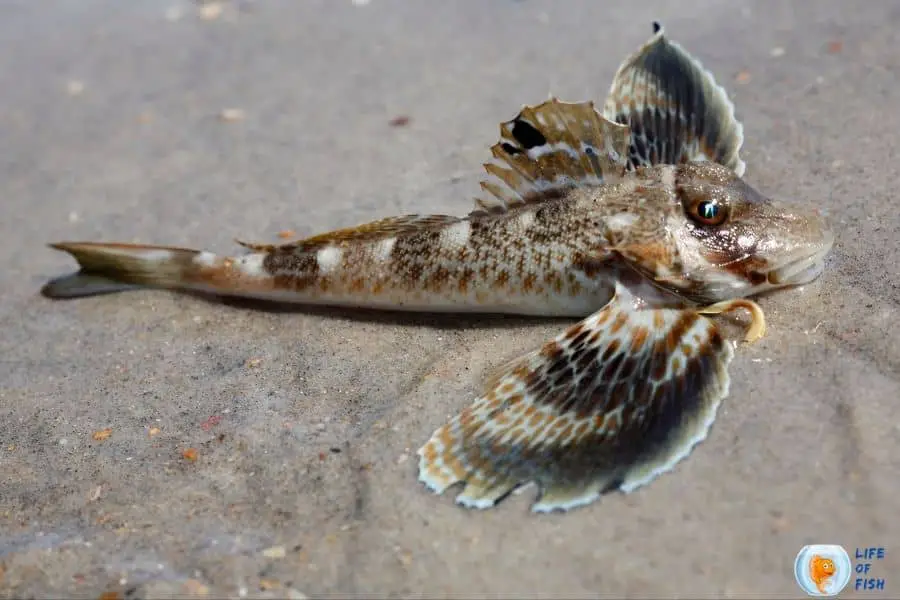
<box><xmin>373</xmin><ymin>237</ymin><xmax>396</xmax><ymax>263</ymax></box>
<box><xmin>235</xmin><ymin>253</ymin><xmax>266</xmax><ymax>276</ymax></box>
<box><xmin>127</xmin><ymin>248</ymin><xmax>174</xmax><ymax>263</ymax></box>
<box><xmin>316</xmin><ymin>245</ymin><xmax>344</xmax><ymax>274</ymax></box>
<box><xmin>440</xmin><ymin>220</ymin><xmax>471</xmax><ymax>248</ymax></box>
<box><xmin>194</xmin><ymin>251</ymin><xmax>218</xmax><ymax>267</ymax></box>
<box><xmin>516</xmin><ymin>210</ymin><xmax>536</xmax><ymax>232</ymax></box>
<box><xmin>606</xmin><ymin>212</ymin><xmax>638</xmax><ymax>232</ymax></box>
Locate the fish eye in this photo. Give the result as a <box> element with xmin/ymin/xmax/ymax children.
<box><xmin>688</xmin><ymin>199</ymin><xmax>728</xmax><ymax>226</ymax></box>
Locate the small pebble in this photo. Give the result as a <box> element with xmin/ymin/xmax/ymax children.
<box><xmin>92</xmin><ymin>428</ymin><xmax>113</xmax><ymax>442</ymax></box>
<box><xmin>262</xmin><ymin>545</ymin><xmax>286</xmax><ymax>559</ymax></box>
<box><xmin>90</xmin><ymin>486</ymin><xmax>103</xmax><ymax>501</ymax></box>
<box><xmin>66</xmin><ymin>80</ymin><xmax>85</xmax><ymax>96</ymax></box>
<box><xmin>259</xmin><ymin>579</ymin><xmax>279</xmax><ymax>590</ymax></box>
<box><xmin>395</xmin><ymin>547</ymin><xmax>413</xmax><ymax>566</ymax></box>
<box><xmin>183</xmin><ymin>579</ymin><xmax>209</xmax><ymax>596</ymax></box>
<box><xmin>198</xmin><ymin>2</ymin><xmax>223</xmax><ymax>20</ymax></box>
<box><xmin>219</xmin><ymin>108</ymin><xmax>245</xmax><ymax>122</ymax></box>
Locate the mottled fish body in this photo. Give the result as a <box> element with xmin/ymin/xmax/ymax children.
<box><xmin>45</xmin><ymin>169</ymin><xmax>687</xmax><ymax>316</ymax></box>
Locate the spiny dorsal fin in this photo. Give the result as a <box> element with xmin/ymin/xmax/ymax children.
<box><xmin>602</xmin><ymin>22</ymin><xmax>746</xmax><ymax>176</ymax></box>
<box><xmin>236</xmin><ymin>214</ymin><xmax>462</xmax><ymax>253</ymax></box>
<box><xmin>472</xmin><ymin>98</ymin><xmax>631</xmax><ymax>217</ymax></box>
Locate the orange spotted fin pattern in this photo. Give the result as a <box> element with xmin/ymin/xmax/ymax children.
<box><xmin>416</xmin><ymin>282</ymin><xmax>766</xmax><ymax>512</ymax></box>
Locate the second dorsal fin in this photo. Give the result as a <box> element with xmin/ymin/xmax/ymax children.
<box><xmin>235</xmin><ymin>214</ymin><xmax>462</xmax><ymax>254</ymax></box>
<box><xmin>602</xmin><ymin>22</ymin><xmax>746</xmax><ymax>176</ymax></box>
<box><xmin>472</xmin><ymin>98</ymin><xmax>631</xmax><ymax>216</ymax></box>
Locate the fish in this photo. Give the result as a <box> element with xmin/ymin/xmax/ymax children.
<box><xmin>809</xmin><ymin>555</ymin><xmax>837</xmax><ymax>594</ymax></box>
<box><xmin>41</xmin><ymin>23</ymin><xmax>834</xmax><ymax>513</ymax></box>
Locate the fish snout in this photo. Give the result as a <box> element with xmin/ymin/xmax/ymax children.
<box><xmin>766</xmin><ymin>205</ymin><xmax>835</xmax><ymax>287</ymax></box>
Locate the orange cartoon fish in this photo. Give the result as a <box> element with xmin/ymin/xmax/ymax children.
<box><xmin>809</xmin><ymin>555</ymin><xmax>837</xmax><ymax>594</ymax></box>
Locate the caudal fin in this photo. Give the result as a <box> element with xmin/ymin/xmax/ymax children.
<box><xmin>42</xmin><ymin>242</ymin><xmax>204</xmax><ymax>299</ymax></box>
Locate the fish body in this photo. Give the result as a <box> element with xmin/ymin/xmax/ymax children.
<box><xmin>44</xmin><ymin>160</ymin><xmax>831</xmax><ymax>317</ymax></box>
<box><xmin>46</xmin><ymin>183</ymin><xmax>656</xmax><ymax>317</ymax></box>
<box><xmin>41</xmin><ymin>169</ymin><xmax>686</xmax><ymax>316</ymax></box>
<box><xmin>41</xmin><ymin>24</ymin><xmax>835</xmax><ymax>513</ymax></box>
<box><xmin>810</xmin><ymin>555</ymin><xmax>837</xmax><ymax>594</ymax></box>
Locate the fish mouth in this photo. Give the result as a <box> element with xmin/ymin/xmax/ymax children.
<box><xmin>767</xmin><ymin>230</ymin><xmax>835</xmax><ymax>287</ymax></box>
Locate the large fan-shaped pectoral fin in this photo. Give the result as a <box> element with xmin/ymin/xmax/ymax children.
<box><xmin>417</xmin><ymin>284</ymin><xmax>764</xmax><ymax>513</ymax></box>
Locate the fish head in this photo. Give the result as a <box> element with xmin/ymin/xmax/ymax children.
<box><xmin>645</xmin><ymin>162</ymin><xmax>834</xmax><ymax>303</ymax></box>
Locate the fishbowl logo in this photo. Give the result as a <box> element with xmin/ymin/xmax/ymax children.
<box><xmin>795</xmin><ymin>545</ymin><xmax>852</xmax><ymax>597</ymax></box>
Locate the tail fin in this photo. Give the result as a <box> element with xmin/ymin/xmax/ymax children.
<box><xmin>42</xmin><ymin>242</ymin><xmax>204</xmax><ymax>299</ymax></box>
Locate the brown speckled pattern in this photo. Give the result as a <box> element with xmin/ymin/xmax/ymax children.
<box><xmin>416</xmin><ymin>284</ymin><xmax>735</xmax><ymax>513</ymax></box>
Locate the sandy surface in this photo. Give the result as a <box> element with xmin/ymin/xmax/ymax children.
<box><xmin>2</xmin><ymin>0</ymin><xmax>899</xmax><ymax>598</ymax></box>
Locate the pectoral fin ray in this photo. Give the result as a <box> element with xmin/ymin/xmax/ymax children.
<box><xmin>417</xmin><ymin>284</ymin><xmax>765</xmax><ymax>512</ymax></box>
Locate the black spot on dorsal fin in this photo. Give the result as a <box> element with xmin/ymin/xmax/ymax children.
<box><xmin>510</xmin><ymin>119</ymin><xmax>547</xmax><ymax>150</ymax></box>
<box><xmin>472</xmin><ymin>98</ymin><xmax>631</xmax><ymax>216</ymax></box>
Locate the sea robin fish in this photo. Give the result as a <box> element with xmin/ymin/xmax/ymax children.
<box><xmin>41</xmin><ymin>24</ymin><xmax>834</xmax><ymax>512</ymax></box>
